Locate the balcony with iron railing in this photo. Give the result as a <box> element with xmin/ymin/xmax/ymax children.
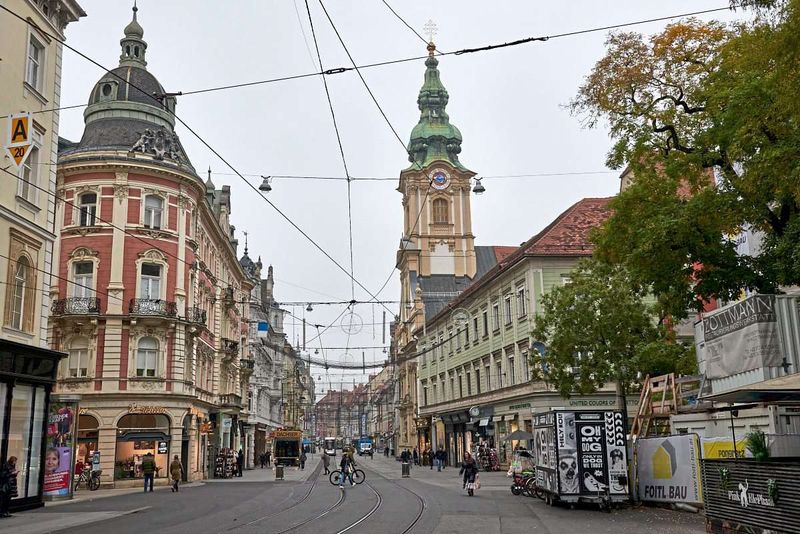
<box><xmin>129</xmin><ymin>298</ymin><xmax>177</xmax><ymax>318</ymax></box>
<box><xmin>52</xmin><ymin>297</ymin><xmax>100</xmax><ymax>316</ymax></box>
<box><xmin>221</xmin><ymin>337</ymin><xmax>239</xmax><ymax>357</ymax></box>
<box><xmin>220</xmin><ymin>393</ymin><xmax>242</xmax><ymax>408</ymax></box>
<box><xmin>187</xmin><ymin>306</ymin><xmax>207</xmax><ymax>325</ymax></box>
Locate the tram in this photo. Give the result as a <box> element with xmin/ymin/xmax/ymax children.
<box><xmin>272</xmin><ymin>429</ymin><xmax>303</xmax><ymax>466</ymax></box>
<box><xmin>324</xmin><ymin>436</ymin><xmax>337</xmax><ymax>456</ymax></box>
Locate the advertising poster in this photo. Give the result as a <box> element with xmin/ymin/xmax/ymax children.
<box><xmin>604</xmin><ymin>411</ymin><xmax>628</xmax><ymax>495</ymax></box>
<box><xmin>701</xmin><ymin>437</ymin><xmax>748</xmax><ymax>459</ymax></box>
<box><xmin>637</xmin><ymin>434</ymin><xmax>702</xmax><ymax>504</ymax></box>
<box><xmin>556</xmin><ymin>411</ymin><xmax>579</xmax><ymax>495</ymax></box>
<box><xmin>575</xmin><ymin>412</ymin><xmax>608</xmax><ymax>496</ymax></box>
<box><xmin>44</xmin><ymin>402</ymin><xmax>76</xmax><ymax>497</ymax></box>
<box><xmin>703</xmin><ymin>294</ymin><xmax>781</xmax><ymax>379</ymax></box>
<box><xmin>534</xmin><ymin>412</ymin><xmax>557</xmax><ymax>493</ymax></box>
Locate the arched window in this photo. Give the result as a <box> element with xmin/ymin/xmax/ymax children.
<box><xmin>432</xmin><ymin>198</ymin><xmax>448</xmax><ymax>224</ymax></box>
<box><xmin>136</xmin><ymin>337</ymin><xmax>158</xmax><ymax>377</ymax></box>
<box><xmin>78</xmin><ymin>193</ymin><xmax>97</xmax><ymax>226</ymax></box>
<box><xmin>10</xmin><ymin>257</ymin><xmax>29</xmax><ymax>330</ymax></box>
<box><xmin>68</xmin><ymin>336</ymin><xmax>89</xmax><ymax>377</ymax></box>
<box><xmin>144</xmin><ymin>195</ymin><xmax>163</xmax><ymax>229</ymax></box>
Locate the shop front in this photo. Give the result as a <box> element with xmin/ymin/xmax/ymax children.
<box><xmin>114</xmin><ymin>413</ymin><xmax>171</xmax><ymax>481</ymax></box>
<box><xmin>415</xmin><ymin>416</ymin><xmax>431</xmax><ymax>457</ymax></box>
<box><xmin>0</xmin><ymin>339</ymin><xmax>66</xmax><ymax>511</ymax></box>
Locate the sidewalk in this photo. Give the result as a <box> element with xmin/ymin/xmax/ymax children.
<box><xmin>205</xmin><ymin>454</ymin><xmax>320</xmax><ymax>483</ymax></box>
<box><xmin>45</xmin><ymin>480</ymin><xmax>205</xmax><ymax>508</ymax></box>
<box><xmin>360</xmin><ymin>452</ymin><xmax>512</xmax><ymax>491</ymax></box>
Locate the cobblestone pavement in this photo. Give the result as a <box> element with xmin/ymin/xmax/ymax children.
<box><xmin>7</xmin><ymin>453</ymin><xmax>705</xmax><ymax>534</ymax></box>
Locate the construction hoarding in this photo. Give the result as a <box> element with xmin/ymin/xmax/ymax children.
<box><xmin>637</xmin><ymin>434</ymin><xmax>703</xmax><ymax>504</ymax></box>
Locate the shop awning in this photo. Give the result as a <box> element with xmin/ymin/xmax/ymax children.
<box><xmin>478</xmin><ymin>418</ymin><xmax>490</xmax><ymax>426</ymax></box>
<box><xmin>492</xmin><ymin>415</ymin><xmax>504</xmax><ymax>422</ymax></box>
<box><xmin>117</xmin><ymin>431</ymin><xmax>170</xmax><ymax>441</ymax></box>
<box><xmin>702</xmin><ymin>373</ymin><xmax>800</xmax><ymax>404</ymax></box>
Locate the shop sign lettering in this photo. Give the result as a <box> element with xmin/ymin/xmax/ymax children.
<box><xmin>128</xmin><ymin>403</ymin><xmax>167</xmax><ymax>414</ymax></box>
<box><xmin>508</xmin><ymin>402</ymin><xmax>531</xmax><ymax>410</ymax></box>
<box><xmin>727</xmin><ymin>480</ymin><xmax>775</xmax><ymax>508</ymax></box>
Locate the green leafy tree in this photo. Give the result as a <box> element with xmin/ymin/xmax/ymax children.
<box><xmin>570</xmin><ymin>0</ymin><xmax>800</xmax><ymax>319</ymax></box>
<box><xmin>530</xmin><ymin>261</ymin><xmax>694</xmax><ymax>400</ymax></box>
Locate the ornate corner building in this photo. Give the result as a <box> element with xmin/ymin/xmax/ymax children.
<box><xmin>49</xmin><ymin>6</ymin><xmax>254</xmax><ymax>487</ymax></box>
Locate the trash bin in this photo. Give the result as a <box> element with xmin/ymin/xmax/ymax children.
<box><xmin>401</xmin><ymin>462</ymin><xmax>410</xmax><ymax>478</ymax></box>
<box><xmin>275</xmin><ymin>464</ymin><xmax>284</xmax><ymax>480</ymax></box>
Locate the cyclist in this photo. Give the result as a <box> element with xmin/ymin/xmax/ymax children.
<box><xmin>339</xmin><ymin>451</ymin><xmax>356</xmax><ymax>488</ymax></box>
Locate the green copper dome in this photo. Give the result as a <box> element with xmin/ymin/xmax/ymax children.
<box><xmin>406</xmin><ymin>48</ymin><xmax>467</xmax><ymax>171</ymax></box>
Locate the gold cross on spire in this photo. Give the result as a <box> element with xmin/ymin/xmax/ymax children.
<box><xmin>423</xmin><ymin>20</ymin><xmax>438</xmax><ymax>56</ymax></box>
<box><xmin>423</xmin><ymin>19</ymin><xmax>438</xmax><ymax>42</ymax></box>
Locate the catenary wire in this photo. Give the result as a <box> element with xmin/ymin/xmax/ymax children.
<box><xmin>304</xmin><ymin>0</ymin><xmax>356</xmax><ymax>300</ymax></box>
<box><xmin>3</xmin><ymin>5</ymin><xmax>734</xmax><ymax>116</ymax></box>
<box><xmin>0</xmin><ymin>4</ymin><xmax>394</xmax><ymax>318</ymax></box>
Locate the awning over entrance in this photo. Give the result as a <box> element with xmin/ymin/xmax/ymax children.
<box><xmin>702</xmin><ymin>373</ymin><xmax>800</xmax><ymax>404</ymax></box>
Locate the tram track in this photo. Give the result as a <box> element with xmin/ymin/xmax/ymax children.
<box><xmin>220</xmin><ymin>461</ymin><xmax>325</xmax><ymax>533</ymax></box>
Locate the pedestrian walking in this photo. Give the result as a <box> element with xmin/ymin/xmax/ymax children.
<box><xmin>300</xmin><ymin>451</ymin><xmax>307</xmax><ymax>470</ymax></box>
<box><xmin>412</xmin><ymin>448</ymin><xmax>419</xmax><ymax>465</ymax></box>
<box><xmin>322</xmin><ymin>452</ymin><xmax>331</xmax><ymax>475</ymax></box>
<box><xmin>0</xmin><ymin>456</ymin><xmax>18</xmax><ymax>518</ymax></box>
<box><xmin>265</xmin><ymin>450</ymin><xmax>271</xmax><ymax>466</ymax></box>
<box><xmin>435</xmin><ymin>448</ymin><xmax>445</xmax><ymax>472</ymax></box>
<box><xmin>459</xmin><ymin>452</ymin><xmax>479</xmax><ymax>496</ymax></box>
<box><xmin>170</xmin><ymin>455</ymin><xmax>183</xmax><ymax>492</ymax></box>
<box><xmin>141</xmin><ymin>452</ymin><xmax>156</xmax><ymax>492</ymax></box>
<box><xmin>236</xmin><ymin>449</ymin><xmax>244</xmax><ymax>477</ymax></box>
<box><xmin>384</xmin><ymin>446</ymin><xmax>389</xmax><ymax>457</ymax></box>
<box><xmin>259</xmin><ymin>452</ymin><xmax>266</xmax><ymax>468</ymax></box>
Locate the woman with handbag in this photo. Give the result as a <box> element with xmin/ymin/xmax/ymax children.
<box><xmin>459</xmin><ymin>452</ymin><xmax>479</xmax><ymax>497</ymax></box>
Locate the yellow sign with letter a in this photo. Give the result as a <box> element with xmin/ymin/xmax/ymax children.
<box><xmin>5</xmin><ymin>113</ymin><xmax>33</xmax><ymax>168</ymax></box>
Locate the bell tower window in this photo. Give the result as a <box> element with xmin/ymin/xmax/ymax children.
<box><xmin>432</xmin><ymin>198</ymin><xmax>448</xmax><ymax>224</ymax></box>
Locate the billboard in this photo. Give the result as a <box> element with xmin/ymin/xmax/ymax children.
<box><xmin>703</xmin><ymin>294</ymin><xmax>782</xmax><ymax>379</ymax></box>
<box><xmin>44</xmin><ymin>402</ymin><xmax>76</xmax><ymax>498</ymax></box>
<box><xmin>637</xmin><ymin>434</ymin><xmax>703</xmax><ymax>504</ymax></box>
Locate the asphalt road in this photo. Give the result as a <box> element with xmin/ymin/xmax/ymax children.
<box><xmin>17</xmin><ymin>456</ymin><xmax>706</xmax><ymax>534</ymax></box>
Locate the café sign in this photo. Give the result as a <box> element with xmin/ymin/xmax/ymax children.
<box><xmin>128</xmin><ymin>403</ymin><xmax>167</xmax><ymax>415</ymax></box>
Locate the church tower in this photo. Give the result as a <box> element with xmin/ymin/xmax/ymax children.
<box><xmin>392</xmin><ymin>37</ymin><xmax>479</xmax><ymax>454</ymax></box>
<box><xmin>397</xmin><ymin>40</ymin><xmax>477</xmax><ymax>329</ymax></box>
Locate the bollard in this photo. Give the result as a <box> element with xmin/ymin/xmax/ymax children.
<box><xmin>275</xmin><ymin>464</ymin><xmax>284</xmax><ymax>480</ymax></box>
<box><xmin>401</xmin><ymin>462</ymin><xmax>410</xmax><ymax>478</ymax></box>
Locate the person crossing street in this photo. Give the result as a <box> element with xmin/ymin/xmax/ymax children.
<box><xmin>322</xmin><ymin>452</ymin><xmax>331</xmax><ymax>475</ymax></box>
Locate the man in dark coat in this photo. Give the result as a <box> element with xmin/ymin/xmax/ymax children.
<box><xmin>236</xmin><ymin>449</ymin><xmax>245</xmax><ymax>477</ymax></box>
<box><xmin>141</xmin><ymin>452</ymin><xmax>156</xmax><ymax>492</ymax></box>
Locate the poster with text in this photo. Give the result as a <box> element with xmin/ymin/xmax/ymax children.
<box><xmin>556</xmin><ymin>411</ymin><xmax>579</xmax><ymax>494</ymax></box>
<box><xmin>604</xmin><ymin>411</ymin><xmax>628</xmax><ymax>495</ymax></box>
<box><xmin>43</xmin><ymin>402</ymin><xmax>76</xmax><ymax>497</ymax></box>
<box><xmin>576</xmin><ymin>412</ymin><xmax>608</xmax><ymax>496</ymax></box>
<box><xmin>637</xmin><ymin>434</ymin><xmax>702</xmax><ymax>504</ymax></box>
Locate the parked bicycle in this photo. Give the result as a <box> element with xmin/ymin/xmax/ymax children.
<box><xmin>74</xmin><ymin>468</ymin><xmax>101</xmax><ymax>491</ymax></box>
<box><xmin>329</xmin><ymin>463</ymin><xmax>365</xmax><ymax>485</ymax></box>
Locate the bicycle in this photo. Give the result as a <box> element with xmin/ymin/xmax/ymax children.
<box><xmin>73</xmin><ymin>469</ymin><xmax>101</xmax><ymax>491</ymax></box>
<box><xmin>329</xmin><ymin>464</ymin><xmax>365</xmax><ymax>486</ymax></box>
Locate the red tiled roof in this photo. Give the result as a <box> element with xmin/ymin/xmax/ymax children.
<box><xmin>423</xmin><ymin>197</ymin><xmax>613</xmax><ymax>326</ymax></box>
<box><xmin>523</xmin><ymin>197</ymin><xmax>612</xmax><ymax>256</ymax></box>
<box><xmin>492</xmin><ymin>246</ymin><xmax>517</xmax><ymax>263</ymax></box>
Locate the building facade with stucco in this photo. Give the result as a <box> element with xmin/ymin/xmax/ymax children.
<box><xmin>49</xmin><ymin>6</ymin><xmax>253</xmax><ymax>486</ymax></box>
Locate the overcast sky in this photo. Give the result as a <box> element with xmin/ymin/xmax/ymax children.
<box><xmin>57</xmin><ymin>1</ymin><xmax>746</xmax><ymax>395</ymax></box>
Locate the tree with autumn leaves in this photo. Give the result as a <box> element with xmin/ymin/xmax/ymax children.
<box><xmin>533</xmin><ymin>0</ymin><xmax>800</xmax><ymax>397</ymax></box>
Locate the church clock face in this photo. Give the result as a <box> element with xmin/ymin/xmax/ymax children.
<box><xmin>430</xmin><ymin>168</ymin><xmax>451</xmax><ymax>190</ymax></box>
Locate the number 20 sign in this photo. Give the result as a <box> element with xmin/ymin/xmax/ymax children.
<box><xmin>6</xmin><ymin>112</ymin><xmax>33</xmax><ymax>168</ymax></box>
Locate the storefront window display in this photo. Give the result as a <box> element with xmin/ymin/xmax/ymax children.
<box><xmin>114</xmin><ymin>414</ymin><xmax>170</xmax><ymax>480</ymax></box>
<box><xmin>1</xmin><ymin>340</ymin><xmax>65</xmax><ymax>511</ymax></box>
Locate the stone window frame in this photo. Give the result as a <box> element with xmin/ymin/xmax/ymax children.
<box><xmin>431</xmin><ymin>196</ymin><xmax>449</xmax><ymax>225</ymax></box>
<box><xmin>3</xmin><ymin>230</ymin><xmax>40</xmax><ymax>334</ymax></box>
<box><xmin>128</xmin><ymin>329</ymin><xmax>166</xmax><ymax>379</ymax></box>
<box><xmin>134</xmin><ymin>249</ymin><xmax>169</xmax><ymax>301</ymax></box>
<box><xmin>141</xmin><ymin>193</ymin><xmax>166</xmax><ymax>230</ymax></box>
<box><xmin>17</xmin><ymin>127</ymin><xmax>44</xmax><ymax>208</ymax></box>
<box><xmin>66</xmin><ymin>247</ymin><xmax>99</xmax><ymax>298</ymax></box>
<box><xmin>24</xmin><ymin>28</ymin><xmax>47</xmax><ymax>96</ymax></box>
<box><xmin>77</xmin><ymin>191</ymin><xmax>98</xmax><ymax>226</ymax></box>
<box><xmin>63</xmin><ymin>334</ymin><xmax>93</xmax><ymax>379</ymax></box>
